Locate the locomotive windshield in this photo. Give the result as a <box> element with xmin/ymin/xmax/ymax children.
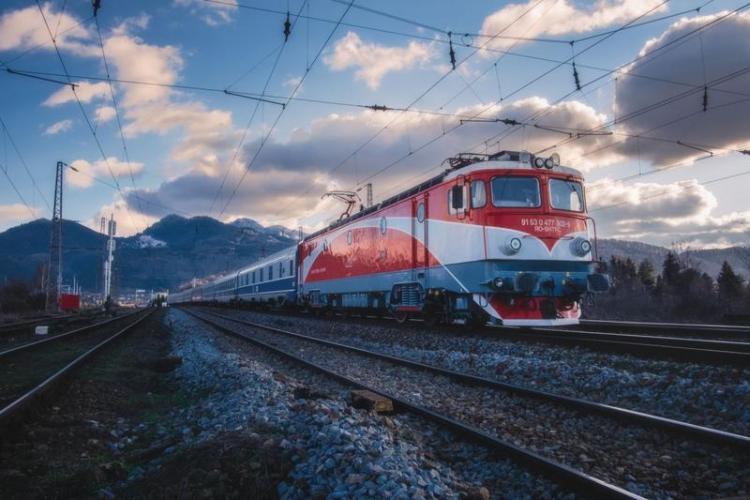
<box><xmin>549</xmin><ymin>178</ymin><xmax>584</xmax><ymax>212</ymax></box>
<box><xmin>491</xmin><ymin>176</ymin><xmax>540</xmax><ymax>208</ymax></box>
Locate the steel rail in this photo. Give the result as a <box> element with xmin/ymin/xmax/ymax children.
<box><xmin>494</xmin><ymin>326</ymin><xmax>750</xmax><ymax>365</ymax></box>
<box><xmin>0</xmin><ymin>309</ymin><xmax>143</xmax><ymax>358</ymax></box>
<box><xmin>578</xmin><ymin>319</ymin><xmax>750</xmax><ymax>335</ymax></box>
<box><xmin>182</xmin><ymin>308</ymin><xmax>641</xmax><ymax>499</ymax></box>
<box><xmin>197</xmin><ymin>309</ymin><xmax>750</xmax><ymax>451</ymax></box>
<box><xmin>0</xmin><ymin>314</ymin><xmax>74</xmax><ymax>333</ymax></box>
<box><xmin>0</xmin><ymin>310</ymin><xmax>154</xmax><ymax>429</ymax></box>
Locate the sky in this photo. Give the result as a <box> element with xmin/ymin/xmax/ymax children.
<box><xmin>0</xmin><ymin>0</ymin><xmax>749</xmax><ymax>249</ymax></box>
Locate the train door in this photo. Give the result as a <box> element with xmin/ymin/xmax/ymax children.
<box><xmin>412</xmin><ymin>193</ymin><xmax>429</xmax><ymax>288</ymax></box>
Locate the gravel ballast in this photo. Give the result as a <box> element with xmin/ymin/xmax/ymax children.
<box><xmin>218</xmin><ymin>308</ymin><xmax>750</xmax><ymax>436</ymax></box>
<box><xmin>162</xmin><ymin>309</ymin><xmax>565</xmax><ymax>499</ymax></box>
<box><xmin>199</xmin><ymin>308</ymin><xmax>750</xmax><ymax>499</ymax></box>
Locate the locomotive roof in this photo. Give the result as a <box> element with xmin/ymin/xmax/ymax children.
<box><xmin>304</xmin><ymin>150</ymin><xmax>584</xmax><ymax>241</ymax></box>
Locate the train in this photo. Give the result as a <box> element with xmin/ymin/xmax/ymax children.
<box><xmin>170</xmin><ymin>150</ymin><xmax>609</xmax><ymax>326</ymax></box>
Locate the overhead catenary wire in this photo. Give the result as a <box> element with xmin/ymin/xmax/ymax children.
<box><xmin>479</xmin><ymin>0</ymin><xmax>745</xmax><ymax>158</ymax></box>
<box><xmin>218</xmin><ymin>0</ymin><xmax>356</xmax><ymax>217</ymax></box>
<box><xmin>0</xmin><ymin>114</ymin><xmax>51</xmax><ymax>211</ymax></box>
<box><xmin>209</xmin><ymin>0</ymin><xmax>309</xmax><ymax>214</ymax></box>
<box><xmin>33</xmin><ymin>0</ymin><xmax>144</xmax><ymax>233</ymax></box>
<box><xmin>342</xmin><ymin>0</ymin><xmax>672</xmax><ymax>195</ymax></box>
<box><xmin>369</xmin><ymin>1</ymin><xmax>740</xmax><ymax>204</ymax></box>
<box><xmin>94</xmin><ymin>13</ymin><xmax>150</xmax><ymax>229</ymax></box>
<box><xmin>300</xmin><ymin>0</ymin><xmax>551</xmax><ymax>201</ymax></box>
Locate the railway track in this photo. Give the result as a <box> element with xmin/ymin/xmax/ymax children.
<box><xmin>0</xmin><ymin>314</ymin><xmax>75</xmax><ymax>335</ymax></box>
<box><xmin>577</xmin><ymin>319</ymin><xmax>750</xmax><ymax>340</ymax></box>
<box><xmin>0</xmin><ymin>309</ymin><xmax>154</xmax><ymax>429</ymax></box>
<box><xmin>495</xmin><ymin>325</ymin><xmax>750</xmax><ymax>365</ymax></box>
<box><xmin>187</xmin><ymin>304</ymin><xmax>750</xmax><ymax>365</ymax></box>
<box><xmin>183</xmin><ymin>307</ymin><xmax>750</xmax><ymax>498</ymax></box>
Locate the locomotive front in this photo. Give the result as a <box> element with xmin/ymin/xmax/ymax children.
<box><xmin>440</xmin><ymin>151</ymin><xmax>609</xmax><ymax>326</ymax></box>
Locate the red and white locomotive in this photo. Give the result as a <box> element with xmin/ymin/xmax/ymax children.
<box><xmin>171</xmin><ymin>150</ymin><xmax>609</xmax><ymax>327</ymax></box>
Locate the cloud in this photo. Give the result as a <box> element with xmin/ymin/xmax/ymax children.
<box><xmin>479</xmin><ymin>0</ymin><xmax>667</xmax><ymax>52</ymax></box>
<box><xmin>173</xmin><ymin>0</ymin><xmax>237</xmax><ymax>26</ymax></box>
<box><xmin>120</xmin><ymin>97</ymin><xmax>617</xmax><ymax>229</ymax></box>
<box><xmin>0</xmin><ymin>2</ymin><xmax>91</xmax><ymax>53</ymax></box>
<box><xmin>68</xmin><ymin>157</ymin><xmax>145</xmax><ymax>189</ymax></box>
<box><xmin>86</xmin><ymin>199</ymin><xmax>158</xmax><ymax>238</ymax></box>
<box><xmin>0</xmin><ymin>203</ymin><xmax>41</xmax><ymax>228</ymax></box>
<box><xmin>324</xmin><ymin>32</ymin><xmax>436</xmax><ymax>89</ymax></box>
<box><xmin>95</xmin><ymin>106</ymin><xmax>117</xmax><ymax>123</ymax></box>
<box><xmin>101</xmin><ymin>31</ymin><xmax>182</xmax><ymax>108</ymax></box>
<box><xmin>44</xmin><ymin>119</ymin><xmax>73</xmax><ymax>135</ymax></box>
<box><xmin>589</xmin><ymin>178</ymin><xmax>750</xmax><ymax>247</ymax></box>
<box><xmin>42</xmin><ymin>81</ymin><xmax>110</xmax><ymax>107</ymax></box>
<box><xmin>612</xmin><ymin>11</ymin><xmax>750</xmax><ymax>166</ymax></box>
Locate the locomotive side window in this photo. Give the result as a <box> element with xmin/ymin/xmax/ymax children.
<box><xmin>448</xmin><ymin>185</ymin><xmax>467</xmax><ymax>215</ymax></box>
<box><xmin>549</xmin><ymin>178</ymin><xmax>584</xmax><ymax>212</ymax></box>
<box><xmin>416</xmin><ymin>202</ymin><xmax>425</xmax><ymax>222</ymax></box>
<box><xmin>471</xmin><ymin>180</ymin><xmax>486</xmax><ymax>208</ymax></box>
<box><xmin>491</xmin><ymin>176</ymin><xmax>540</xmax><ymax>208</ymax></box>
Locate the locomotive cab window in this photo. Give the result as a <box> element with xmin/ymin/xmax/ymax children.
<box><xmin>549</xmin><ymin>178</ymin><xmax>584</xmax><ymax>212</ymax></box>
<box><xmin>471</xmin><ymin>180</ymin><xmax>486</xmax><ymax>208</ymax></box>
<box><xmin>491</xmin><ymin>176</ymin><xmax>540</xmax><ymax>208</ymax></box>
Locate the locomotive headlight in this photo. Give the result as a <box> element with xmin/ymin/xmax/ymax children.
<box><xmin>504</xmin><ymin>237</ymin><xmax>522</xmax><ymax>255</ymax></box>
<box><xmin>492</xmin><ymin>277</ymin><xmax>504</xmax><ymax>289</ymax></box>
<box><xmin>533</xmin><ymin>157</ymin><xmax>545</xmax><ymax>168</ymax></box>
<box><xmin>571</xmin><ymin>237</ymin><xmax>592</xmax><ymax>256</ymax></box>
<box><xmin>544</xmin><ymin>157</ymin><xmax>555</xmax><ymax>169</ymax></box>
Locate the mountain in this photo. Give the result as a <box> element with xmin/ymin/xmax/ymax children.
<box><xmin>0</xmin><ymin>216</ymin><xmax>747</xmax><ymax>293</ymax></box>
<box><xmin>598</xmin><ymin>239</ymin><xmax>750</xmax><ymax>280</ymax></box>
<box><xmin>0</xmin><ymin>215</ymin><xmax>297</xmax><ymax>292</ymax></box>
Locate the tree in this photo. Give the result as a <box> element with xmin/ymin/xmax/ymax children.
<box><xmin>638</xmin><ymin>259</ymin><xmax>656</xmax><ymax>288</ymax></box>
<box><xmin>662</xmin><ymin>252</ymin><xmax>681</xmax><ymax>288</ymax></box>
<box><xmin>717</xmin><ymin>261</ymin><xmax>745</xmax><ymax>302</ymax></box>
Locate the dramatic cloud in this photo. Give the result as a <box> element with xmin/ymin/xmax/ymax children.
<box><xmin>68</xmin><ymin>157</ymin><xmax>144</xmax><ymax>189</ymax></box>
<box><xmin>324</xmin><ymin>32</ymin><xmax>436</xmax><ymax>89</ymax></box>
<box><xmin>43</xmin><ymin>81</ymin><xmax>110</xmax><ymax>107</ymax></box>
<box><xmin>173</xmin><ymin>0</ymin><xmax>237</xmax><ymax>26</ymax></box>
<box><xmin>612</xmin><ymin>11</ymin><xmax>750</xmax><ymax>166</ymax></box>
<box><xmin>43</xmin><ymin>119</ymin><xmax>72</xmax><ymax>135</ymax></box>
<box><xmin>121</xmin><ymin>97</ymin><xmax>617</xmax><ymax>229</ymax></box>
<box><xmin>589</xmin><ymin>178</ymin><xmax>750</xmax><ymax>247</ymax></box>
<box><xmin>479</xmin><ymin>0</ymin><xmax>667</xmax><ymax>52</ymax></box>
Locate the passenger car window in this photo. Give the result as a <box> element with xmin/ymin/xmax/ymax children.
<box><xmin>471</xmin><ymin>180</ymin><xmax>486</xmax><ymax>208</ymax></box>
<box><xmin>268</xmin><ymin>265</ymin><xmax>273</xmax><ymax>280</ymax></box>
<box><xmin>549</xmin><ymin>178</ymin><xmax>584</xmax><ymax>212</ymax></box>
<box><xmin>491</xmin><ymin>176</ymin><xmax>540</xmax><ymax>208</ymax></box>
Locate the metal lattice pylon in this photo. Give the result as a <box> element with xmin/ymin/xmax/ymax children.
<box><xmin>46</xmin><ymin>161</ymin><xmax>64</xmax><ymax>311</ymax></box>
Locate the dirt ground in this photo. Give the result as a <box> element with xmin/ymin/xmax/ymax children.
<box><xmin>0</xmin><ymin>310</ymin><xmax>290</xmax><ymax>499</ymax></box>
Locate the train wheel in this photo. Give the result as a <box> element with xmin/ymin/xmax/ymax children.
<box><xmin>423</xmin><ymin>311</ymin><xmax>442</xmax><ymax>328</ymax></box>
<box><xmin>394</xmin><ymin>311</ymin><xmax>409</xmax><ymax>324</ymax></box>
<box><xmin>466</xmin><ymin>310</ymin><xmax>488</xmax><ymax>330</ymax></box>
